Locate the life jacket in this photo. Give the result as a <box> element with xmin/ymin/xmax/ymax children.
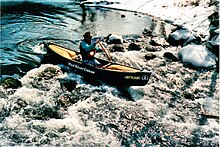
<box><xmin>80</xmin><ymin>41</ymin><xmax>96</xmax><ymax>60</ymax></box>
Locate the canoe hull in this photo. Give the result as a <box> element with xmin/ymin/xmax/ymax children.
<box><xmin>67</xmin><ymin>61</ymin><xmax>151</xmax><ymax>86</ymax></box>
<box><xmin>42</xmin><ymin>42</ymin><xmax>151</xmax><ymax>86</ymax></box>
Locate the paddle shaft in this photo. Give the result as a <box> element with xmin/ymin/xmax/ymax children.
<box><xmin>99</xmin><ymin>42</ymin><xmax>112</xmax><ymax>61</ymax></box>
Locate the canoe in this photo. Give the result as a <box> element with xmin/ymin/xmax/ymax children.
<box><xmin>43</xmin><ymin>42</ymin><xmax>152</xmax><ymax>86</ymax></box>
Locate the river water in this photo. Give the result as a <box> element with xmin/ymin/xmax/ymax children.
<box><xmin>0</xmin><ymin>0</ymin><xmax>219</xmax><ymax>146</ymax></box>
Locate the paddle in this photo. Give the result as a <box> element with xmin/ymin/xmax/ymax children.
<box><xmin>99</xmin><ymin>42</ymin><xmax>112</xmax><ymax>61</ymax></box>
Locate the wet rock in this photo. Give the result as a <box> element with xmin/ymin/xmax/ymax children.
<box><xmin>106</xmin><ymin>33</ymin><xmax>123</xmax><ymax>44</ymax></box>
<box><xmin>142</xmin><ymin>28</ymin><xmax>153</xmax><ymax>36</ymax></box>
<box><xmin>150</xmin><ymin>37</ymin><xmax>169</xmax><ymax>47</ymax></box>
<box><xmin>111</xmin><ymin>44</ymin><xmax>125</xmax><ymax>52</ymax></box>
<box><xmin>60</xmin><ymin>79</ymin><xmax>77</xmax><ymax>92</ymax></box>
<box><xmin>167</xmin><ymin>27</ymin><xmax>189</xmax><ymax>46</ymax></box>
<box><xmin>128</xmin><ymin>43</ymin><xmax>141</xmax><ymax>51</ymax></box>
<box><xmin>0</xmin><ymin>76</ymin><xmax>22</xmax><ymax>89</ymax></box>
<box><xmin>206</xmin><ymin>35</ymin><xmax>219</xmax><ymax>58</ymax></box>
<box><xmin>206</xmin><ymin>11</ymin><xmax>219</xmax><ymax>58</ymax></box>
<box><xmin>167</xmin><ymin>27</ymin><xmax>201</xmax><ymax>47</ymax></box>
<box><xmin>145</xmin><ymin>44</ymin><xmax>163</xmax><ymax>52</ymax></box>
<box><xmin>123</xmin><ymin>34</ymin><xmax>144</xmax><ymax>42</ymax></box>
<box><xmin>208</xmin><ymin>11</ymin><xmax>219</xmax><ymax>39</ymax></box>
<box><xmin>163</xmin><ymin>52</ymin><xmax>179</xmax><ymax>62</ymax></box>
<box><xmin>16</xmin><ymin>98</ymin><xmax>28</xmax><ymax>108</ymax></box>
<box><xmin>183</xmin><ymin>91</ymin><xmax>195</xmax><ymax>100</ymax></box>
<box><xmin>144</xmin><ymin>53</ymin><xmax>156</xmax><ymax>60</ymax></box>
<box><xmin>121</xmin><ymin>14</ymin><xmax>126</xmax><ymax>18</ymax></box>
<box><xmin>183</xmin><ymin>34</ymin><xmax>201</xmax><ymax>46</ymax></box>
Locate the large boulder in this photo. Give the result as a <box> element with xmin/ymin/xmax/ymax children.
<box><xmin>167</xmin><ymin>27</ymin><xmax>201</xmax><ymax>47</ymax></box>
<box><xmin>178</xmin><ymin>44</ymin><xmax>217</xmax><ymax>68</ymax></box>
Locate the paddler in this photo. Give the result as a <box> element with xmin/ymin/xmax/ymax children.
<box><xmin>79</xmin><ymin>32</ymin><xmax>101</xmax><ymax>66</ymax></box>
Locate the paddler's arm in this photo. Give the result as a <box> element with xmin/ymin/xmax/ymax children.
<box><xmin>94</xmin><ymin>39</ymin><xmax>102</xmax><ymax>52</ymax></box>
<box><xmin>81</xmin><ymin>40</ymin><xmax>100</xmax><ymax>52</ymax></box>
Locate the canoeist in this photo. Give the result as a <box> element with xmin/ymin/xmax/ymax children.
<box><xmin>80</xmin><ymin>32</ymin><xmax>101</xmax><ymax>66</ymax></box>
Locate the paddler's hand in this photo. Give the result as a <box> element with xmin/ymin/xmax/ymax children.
<box><xmin>89</xmin><ymin>51</ymin><xmax>95</xmax><ymax>56</ymax></box>
<box><xmin>96</xmin><ymin>39</ymin><xmax>100</xmax><ymax>44</ymax></box>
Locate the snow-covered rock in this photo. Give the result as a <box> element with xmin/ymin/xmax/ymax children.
<box><xmin>178</xmin><ymin>44</ymin><xmax>217</xmax><ymax>68</ymax></box>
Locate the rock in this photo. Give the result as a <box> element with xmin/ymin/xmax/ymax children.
<box><xmin>128</xmin><ymin>43</ymin><xmax>141</xmax><ymax>51</ymax></box>
<box><xmin>208</xmin><ymin>12</ymin><xmax>219</xmax><ymax>27</ymax></box>
<box><xmin>183</xmin><ymin>91</ymin><xmax>195</xmax><ymax>100</ymax></box>
<box><xmin>111</xmin><ymin>44</ymin><xmax>125</xmax><ymax>52</ymax></box>
<box><xmin>106</xmin><ymin>33</ymin><xmax>123</xmax><ymax>44</ymax></box>
<box><xmin>142</xmin><ymin>28</ymin><xmax>153</xmax><ymax>36</ymax></box>
<box><xmin>123</xmin><ymin>34</ymin><xmax>144</xmax><ymax>41</ymax></box>
<box><xmin>209</xmin><ymin>24</ymin><xmax>219</xmax><ymax>40</ymax></box>
<box><xmin>121</xmin><ymin>14</ymin><xmax>126</xmax><ymax>18</ymax></box>
<box><xmin>145</xmin><ymin>44</ymin><xmax>163</xmax><ymax>52</ymax></box>
<box><xmin>178</xmin><ymin>44</ymin><xmax>217</xmax><ymax>68</ymax></box>
<box><xmin>150</xmin><ymin>37</ymin><xmax>169</xmax><ymax>47</ymax></box>
<box><xmin>167</xmin><ymin>27</ymin><xmax>189</xmax><ymax>46</ymax></box>
<box><xmin>206</xmin><ymin>34</ymin><xmax>219</xmax><ymax>58</ymax></box>
<box><xmin>167</xmin><ymin>27</ymin><xmax>201</xmax><ymax>47</ymax></box>
<box><xmin>206</xmin><ymin>11</ymin><xmax>219</xmax><ymax>58</ymax></box>
<box><xmin>23</xmin><ymin>65</ymin><xmax>63</xmax><ymax>90</ymax></box>
<box><xmin>144</xmin><ymin>53</ymin><xmax>156</xmax><ymax>60</ymax></box>
<box><xmin>183</xmin><ymin>34</ymin><xmax>201</xmax><ymax>46</ymax></box>
<box><xmin>60</xmin><ymin>79</ymin><xmax>77</xmax><ymax>92</ymax></box>
<box><xmin>163</xmin><ymin>52</ymin><xmax>179</xmax><ymax>61</ymax></box>
<box><xmin>0</xmin><ymin>76</ymin><xmax>22</xmax><ymax>89</ymax></box>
